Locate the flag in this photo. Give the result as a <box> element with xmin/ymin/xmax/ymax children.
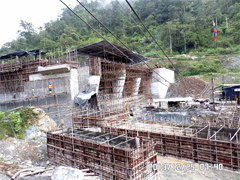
<box><xmin>213</xmin><ymin>20</ymin><xmax>217</xmax><ymax>42</ymax></box>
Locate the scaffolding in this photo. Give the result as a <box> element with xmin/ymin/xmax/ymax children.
<box><xmin>96</xmin><ymin>60</ymin><xmax>151</xmax><ymax>113</ymax></box>
<box><xmin>0</xmin><ymin>50</ymin><xmax>78</xmax><ymax>95</ymax></box>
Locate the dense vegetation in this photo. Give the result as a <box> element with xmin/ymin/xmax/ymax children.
<box><xmin>0</xmin><ymin>108</ymin><xmax>36</xmax><ymax>139</ymax></box>
<box><xmin>0</xmin><ymin>0</ymin><xmax>240</xmax><ymax>77</ymax></box>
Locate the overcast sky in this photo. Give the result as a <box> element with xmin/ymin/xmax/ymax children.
<box><xmin>0</xmin><ymin>0</ymin><xmax>124</xmax><ymax>48</ymax></box>
<box><xmin>0</xmin><ymin>0</ymin><xmax>80</xmax><ymax>48</ymax></box>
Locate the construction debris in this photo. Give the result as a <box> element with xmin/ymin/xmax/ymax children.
<box><xmin>51</xmin><ymin>166</ymin><xmax>99</xmax><ymax>180</ymax></box>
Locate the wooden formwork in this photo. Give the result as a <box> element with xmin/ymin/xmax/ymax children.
<box><xmin>102</xmin><ymin>127</ymin><xmax>240</xmax><ymax>170</ymax></box>
<box><xmin>47</xmin><ymin>129</ymin><xmax>157</xmax><ymax>180</ymax></box>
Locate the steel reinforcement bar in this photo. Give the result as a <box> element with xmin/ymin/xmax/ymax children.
<box><xmin>102</xmin><ymin>127</ymin><xmax>240</xmax><ymax>170</ymax></box>
<box><xmin>47</xmin><ymin>129</ymin><xmax>158</xmax><ymax>180</ymax></box>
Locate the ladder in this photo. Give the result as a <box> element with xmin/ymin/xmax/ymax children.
<box><xmin>231</xmin><ymin>102</ymin><xmax>240</xmax><ymax>128</ymax></box>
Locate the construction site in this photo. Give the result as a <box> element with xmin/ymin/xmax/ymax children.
<box><xmin>0</xmin><ymin>38</ymin><xmax>240</xmax><ymax>179</ymax></box>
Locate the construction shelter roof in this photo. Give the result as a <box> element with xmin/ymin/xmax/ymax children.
<box><xmin>77</xmin><ymin>40</ymin><xmax>149</xmax><ymax>64</ymax></box>
<box><xmin>0</xmin><ymin>49</ymin><xmax>48</xmax><ymax>60</ymax></box>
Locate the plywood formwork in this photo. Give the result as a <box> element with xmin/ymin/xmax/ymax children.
<box><xmin>102</xmin><ymin>126</ymin><xmax>240</xmax><ymax>170</ymax></box>
<box><xmin>47</xmin><ymin>129</ymin><xmax>158</xmax><ymax>180</ymax></box>
<box><xmin>71</xmin><ymin>114</ymin><xmax>240</xmax><ymax>170</ymax></box>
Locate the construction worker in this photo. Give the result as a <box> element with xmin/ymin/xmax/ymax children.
<box><xmin>12</xmin><ymin>91</ymin><xmax>16</xmax><ymax>99</ymax></box>
<box><xmin>61</xmin><ymin>119</ymin><xmax>65</xmax><ymax>130</ymax></box>
<box><xmin>48</xmin><ymin>83</ymin><xmax>53</xmax><ymax>94</ymax></box>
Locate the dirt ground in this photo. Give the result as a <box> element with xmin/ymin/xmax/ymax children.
<box><xmin>155</xmin><ymin>155</ymin><xmax>240</xmax><ymax>180</ymax></box>
<box><xmin>167</xmin><ymin>76</ymin><xmax>210</xmax><ymax>98</ymax></box>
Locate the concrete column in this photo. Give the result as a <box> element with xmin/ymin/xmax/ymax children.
<box><xmin>151</xmin><ymin>68</ymin><xmax>175</xmax><ymax>99</ymax></box>
<box><xmin>113</xmin><ymin>68</ymin><xmax>126</xmax><ymax>98</ymax></box>
<box><xmin>133</xmin><ymin>78</ymin><xmax>141</xmax><ymax>96</ymax></box>
<box><xmin>70</xmin><ymin>69</ymin><xmax>79</xmax><ymax>102</ymax></box>
<box><xmin>88</xmin><ymin>75</ymin><xmax>101</xmax><ymax>93</ymax></box>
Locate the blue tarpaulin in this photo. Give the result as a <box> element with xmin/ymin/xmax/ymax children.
<box><xmin>0</xmin><ymin>49</ymin><xmax>49</xmax><ymax>60</ymax></box>
<box><xmin>222</xmin><ymin>86</ymin><xmax>240</xmax><ymax>100</ymax></box>
<box><xmin>74</xmin><ymin>91</ymin><xmax>100</xmax><ymax>110</ymax></box>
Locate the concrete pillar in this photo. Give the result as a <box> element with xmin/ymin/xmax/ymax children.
<box><xmin>133</xmin><ymin>78</ymin><xmax>141</xmax><ymax>96</ymax></box>
<box><xmin>151</xmin><ymin>68</ymin><xmax>175</xmax><ymax>99</ymax></box>
<box><xmin>88</xmin><ymin>75</ymin><xmax>101</xmax><ymax>93</ymax></box>
<box><xmin>113</xmin><ymin>68</ymin><xmax>126</xmax><ymax>98</ymax></box>
<box><xmin>70</xmin><ymin>69</ymin><xmax>79</xmax><ymax>102</ymax></box>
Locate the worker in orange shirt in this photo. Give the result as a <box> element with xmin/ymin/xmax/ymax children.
<box><xmin>48</xmin><ymin>83</ymin><xmax>53</xmax><ymax>94</ymax></box>
<box><xmin>12</xmin><ymin>91</ymin><xmax>16</xmax><ymax>99</ymax></box>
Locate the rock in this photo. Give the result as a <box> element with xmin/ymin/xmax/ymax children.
<box><xmin>0</xmin><ymin>173</ymin><xmax>11</xmax><ymax>180</ymax></box>
<box><xmin>20</xmin><ymin>160</ymin><xmax>33</xmax><ymax>167</ymax></box>
<box><xmin>51</xmin><ymin>166</ymin><xmax>85</xmax><ymax>180</ymax></box>
<box><xmin>25</xmin><ymin>111</ymin><xmax>57</xmax><ymax>142</ymax></box>
<box><xmin>191</xmin><ymin>117</ymin><xmax>197</xmax><ymax>122</ymax></box>
<box><xmin>32</xmin><ymin>108</ymin><xmax>45</xmax><ymax>115</ymax></box>
<box><xmin>37</xmin><ymin>115</ymin><xmax>57</xmax><ymax>133</ymax></box>
<box><xmin>16</xmin><ymin>176</ymin><xmax>51</xmax><ymax>180</ymax></box>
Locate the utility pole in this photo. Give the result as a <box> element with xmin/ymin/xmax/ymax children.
<box><xmin>211</xmin><ymin>78</ymin><xmax>216</xmax><ymax>111</ymax></box>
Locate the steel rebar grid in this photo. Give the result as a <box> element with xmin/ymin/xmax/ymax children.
<box><xmin>47</xmin><ymin>129</ymin><xmax>157</xmax><ymax>180</ymax></box>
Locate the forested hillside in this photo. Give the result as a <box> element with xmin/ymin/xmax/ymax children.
<box><xmin>1</xmin><ymin>0</ymin><xmax>240</xmax><ymax>58</ymax></box>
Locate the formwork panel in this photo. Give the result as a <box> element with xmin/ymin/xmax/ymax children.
<box><xmin>47</xmin><ymin>130</ymin><xmax>157</xmax><ymax>180</ymax></box>
<box><xmin>101</xmin><ymin>126</ymin><xmax>240</xmax><ymax>170</ymax></box>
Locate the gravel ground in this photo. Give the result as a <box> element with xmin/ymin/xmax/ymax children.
<box><xmin>155</xmin><ymin>156</ymin><xmax>240</xmax><ymax>180</ymax></box>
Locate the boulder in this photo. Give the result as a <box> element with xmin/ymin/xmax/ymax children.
<box><xmin>25</xmin><ymin>108</ymin><xmax>57</xmax><ymax>142</ymax></box>
<box><xmin>51</xmin><ymin>166</ymin><xmax>85</xmax><ymax>180</ymax></box>
<box><xmin>191</xmin><ymin>117</ymin><xmax>197</xmax><ymax>122</ymax></box>
<box><xmin>0</xmin><ymin>173</ymin><xmax>11</xmax><ymax>180</ymax></box>
<box><xmin>37</xmin><ymin>114</ymin><xmax>57</xmax><ymax>133</ymax></box>
<box><xmin>32</xmin><ymin>108</ymin><xmax>45</xmax><ymax>116</ymax></box>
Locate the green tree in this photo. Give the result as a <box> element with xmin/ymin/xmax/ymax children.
<box><xmin>8</xmin><ymin>112</ymin><xmax>21</xmax><ymax>133</ymax></box>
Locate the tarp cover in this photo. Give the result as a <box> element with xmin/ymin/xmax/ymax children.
<box><xmin>74</xmin><ymin>91</ymin><xmax>100</xmax><ymax>110</ymax></box>
<box><xmin>0</xmin><ymin>49</ymin><xmax>48</xmax><ymax>60</ymax></box>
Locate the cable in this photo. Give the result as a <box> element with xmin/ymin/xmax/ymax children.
<box><xmin>116</xmin><ymin>0</ymin><xmax>167</xmax><ymax>68</ymax></box>
<box><xmin>115</xmin><ymin>0</ymin><xmax>150</xmax><ymax>42</ymax></box>
<box><xmin>125</xmin><ymin>0</ymin><xmax>180</xmax><ymax>74</ymax></box>
<box><xmin>59</xmin><ymin>0</ymin><xmax>169</xmax><ymax>88</ymax></box>
<box><xmin>125</xmin><ymin>0</ymin><xmax>201</xmax><ymax>94</ymax></box>
<box><xmin>75</xmin><ymin>0</ymin><xmax>171</xmax><ymax>85</ymax></box>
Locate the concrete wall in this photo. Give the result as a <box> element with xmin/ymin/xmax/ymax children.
<box><xmin>140</xmin><ymin>112</ymin><xmax>191</xmax><ymax>124</ymax></box>
<box><xmin>113</xmin><ymin>68</ymin><xmax>126</xmax><ymax>98</ymax></box>
<box><xmin>151</xmin><ymin>68</ymin><xmax>175</xmax><ymax>99</ymax></box>
<box><xmin>70</xmin><ymin>69</ymin><xmax>79</xmax><ymax>102</ymax></box>
<box><xmin>88</xmin><ymin>76</ymin><xmax>101</xmax><ymax>93</ymax></box>
<box><xmin>0</xmin><ymin>75</ymin><xmax>69</xmax><ymax>102</ymax></box>
<box><xmin>133</xmin><ymin>78</ymin><xmax>141</xmax><ymax>96</ymax></box>
<box><xmin>78</xmin><ymin>66</ymin><xmax>90</xmax><ymax>91</ymax></box>
<box><xmin>0</xmin><ymin>64</ymin><xmax>78</xmax><ymax>126</ymax></box>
